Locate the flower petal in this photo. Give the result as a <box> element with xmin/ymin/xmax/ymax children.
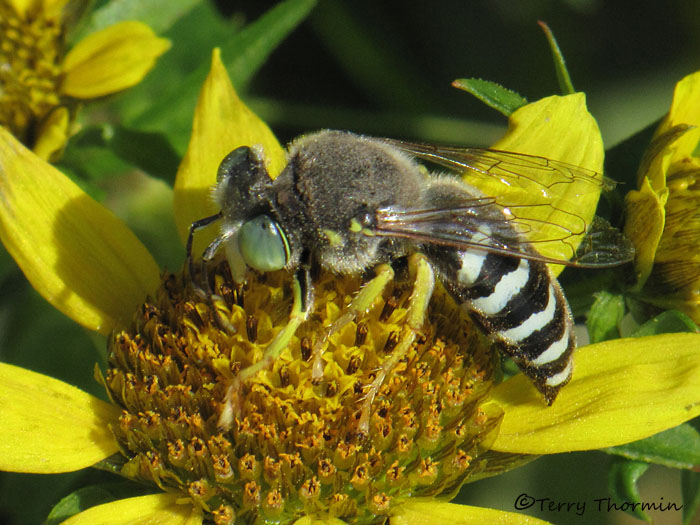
<box><xmin>637</xmin><ymin>124</ymin><xmax>698</xmax><ymax>192</ymax></box>
<box><xmin>624</xmin><ymin>178</ymin><xmax>667</xmax><ymax>289</ymax></box>
<box><xmin>0</xmin><ymin>363</ymin><xmax>120</xmax><ymax>473</ymax></box>
<box><xmin>173</xmin><ymin>48</ymin><xmax>286</xmax><ymax>248</ymax></box>
<box><xmin>62</xmin><ymin>493</ymin><xmax>203</xmax><ymax>525</ymax></box>
<box><xmin>493</xmin><ymin>94</ymin><xmax>602</xmax><ymax>172</ymax></box>
<box><xmin>33</xmin><ymin>106</ymin><xmax>70</xmax><ymax>161</ymax></box>
<box><xmin>391</xmin><ymin>499</ymin><xmax>552</xmax><ymax>525</ymax></box>
<box><xmin>656</xmin><ymin>70</ymin><xmax>700</xmax><ymax>161</ymax></box>
<box><xmin>487</xmin><ymin>93</ymin><xmax>604</xmax><ymax>274</ymax></box>
<box><xmin>61</xmin><ymin>21</ymin><xmax>171</xmax><ymax>99</ymax></box>
<box><xmin>0</xmin><ymin>127</ymin><xmax>161</xmax><ymax>334</ymax></box>
<box><xmin>491</xmin><ymin>333</ymin><xmax>700</xmax><ymax>454</ymax></box>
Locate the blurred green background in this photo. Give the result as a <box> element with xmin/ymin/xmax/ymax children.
<box><xmin>1</xmin><ymin>0</ymin><xmax>698</xmax><ymax>523</ymax></box>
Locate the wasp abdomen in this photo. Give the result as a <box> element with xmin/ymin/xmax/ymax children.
<box><xmin>430</xmin><ymin>245</ymin><xmax>575</xmax><ymax>403</ymax></box>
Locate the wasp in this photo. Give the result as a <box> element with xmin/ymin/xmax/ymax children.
<box><xmin>187</xmin><ymin>130</ymin><xmax>634</xmax><ymax>431</ymax></box>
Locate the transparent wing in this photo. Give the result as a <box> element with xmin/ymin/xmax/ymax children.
<box><xmin>381</xmin><ymin>138</ymin><xmax>618</xmax><ymax>196</ymax></box>
<box><xmin>374</xmin><ymin>139</ymin><xmax>634</xmax><ymax>267</ymax></box>
<box><xmin>376</xmin><ymin>202</ymin><xmax>634</xmax><ymax>268</ymax></box>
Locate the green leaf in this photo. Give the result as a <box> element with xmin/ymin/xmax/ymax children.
<box><xmin>0</xmin><ymin>281</ymin><xmax>106</xmax><ymax>397</ymax></box>
<box><xmin>0</xmin><ymin>244</ymin><xmax>16</xmax><ymax>284</ymax></box>
<box><xmin>110</xmin><ymin>1</ymin><xmax>237</xmax><ymax>137</ymax></box>
<box><xmin>310</xmin><ymin>0</ymin><xmax>437</xmax><ymax>113</ymax></box>
<box><xmin>61</xmin><ymin>125</ymin><xmax>180</xmax><ymax>185</ymax></box>
<box><xmin>72</xmin><ymin>0</ymin><xmax>200</xmax><ymax>43</ymax></box>
<box><xmin>45</xmin><ymin>482</ymin><xmax>158</xmax><ymax>524</ymax></box>
<box><xmin>109</xmin><ymin>127</ymin><xmax>181</xmax><ymax>184</ymax></box>
<box><xmin>131</xmin><ymin>0</ymin><xmax>317</xmax><ymax>154</ymax></box>
<box><xmin>631</xmin><ymin>310</ymin><xmax>699</xmax><ymax>337</ymax></box>
<box><xmin>451</xmin><ymin>78</ymin><xmax>527</xmax><ymax>117</ymax></box>
<box><xmin>226</xmin><ymin>0</ymin><xmax>318</xmax><ymax>90</ymax></box>
<box><xmin>605</xmin><ymin>424</ymin><xmax>700</xmax><ymax>469</ymax></box>
<box><xmin>45</xmin><ymin>486</ymin><xmax>117</xmax><ymax>524</ymax></box>
<box><xmin>246</xmin><ymin>97</ymin><xmax>505</xmax><ymax>146</ymax></box>
<box><xmin>587</xmin><ymin>291</ymin><xmax>625</xmax><ymax>343</ymax></box>
<box><xmin>608</xmin><ymin>458</ymin><xmax>651</xmax><ymax>523</ymax></box>
<box><xmin>537</xmin><ymin>20</ymin><xmax>575</xmax><ymax>95</ymax></box>
<box><xmin>58</xmin><ymin>126</ymin><xmax>132</xmax><ymax>184</ymax></box>
<box><xmin>682</xmin><ymin>470</ymin><xmax>700</xmax><ymax>525</ymax></box>
<box><xmin>0</xmin><ymin>471</ymin><xmax>87</xmax><ymax>525</ymax></box>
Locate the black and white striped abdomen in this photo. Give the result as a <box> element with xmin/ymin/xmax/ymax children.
<box><xmin>428</xmin><ymin>244</ymin><xmax>575</xmax><ymax>404</ymax></box>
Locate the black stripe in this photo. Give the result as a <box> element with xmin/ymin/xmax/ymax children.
<box><xmin>522</xmin><ymin>353</ymin><xmax>574</xmax><ymax>405</ymax></box>
<box><xmin>461</xmin><ymin>252</ymin><xmax>520</xmax><ymax>300</ymax></box>
<box><xmin>474</xmin><ymin>260</ymin><xmax>550</xmax><ymax>332</ymax></box>
<box><xmin>423</xmin><ymin>246</ymin><xmax>467</xmax><ymax>301</ymax></box>
<box><xmin>513</xmin><ymin>291</ymin><xmax>570</xmax><ymax>362</ymax></box>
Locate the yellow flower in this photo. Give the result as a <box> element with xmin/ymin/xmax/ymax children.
<box><xmin>2</xmin><ymin>49</ymin><xmax>700</xmax><ymax>524</ymax></box>
<box><xmin>624</xmin><ymin>70</ymin><xmax>700</xmax><ymax>322</ymax></box>
<box><xmin>0</xmin><ymin>0</ymin><xmax>171</xmax><ymax>160</ymax></box>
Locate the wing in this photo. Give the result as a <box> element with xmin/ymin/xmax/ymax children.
<box><xmin>376</xmin><ymin>202</ymin><xmax>633</xmax><ymax>268</ymax></box>
<box><xmin>381</xmin><ymin>138</ymin><xmax>617</xmax><ymax>196</ymax></box>
<box><xmin>373</xmin><ymin>139</ymin><xmax>634</xmax><ymax>267</ymax></box>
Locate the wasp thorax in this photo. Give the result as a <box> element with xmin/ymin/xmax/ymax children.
<box><xmin>105</xmin><ymin>261</ymin><xmax>502</xmax><ymax>524</ymax></box>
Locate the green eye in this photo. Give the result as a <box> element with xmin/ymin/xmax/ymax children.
<box><xmin>238</xmin><ymin>215</ymin><xmax>290</xmax><ymax>271</ymax></box>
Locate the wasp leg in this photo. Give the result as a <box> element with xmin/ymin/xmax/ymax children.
<box><xmin>311</xmin><ymin>264</ymin><xmax>395</xmax><ymax>384</ymax></box>
<box><xmin>186</xmin><ymin>212</ymin><xmax>223</xmax><ymax>291</ymax></box>
<box><xmin>186</xmin><ymin>212</ymin><xmax>238</xmax><ymax>334</ymax></box>
<box><xmin>357</xmin><ymin>253</ymin><xmax>435</xmax><ymax>438</ymax></box>
<box><xmin>192</xmin><ymin>228</ymin><xmax>239</xmax><ymax>334</ymax></box>
<box><xmin>218</xmin><ymin>266</ymin><xmax>313</xmax><ymax>430</ymax></box>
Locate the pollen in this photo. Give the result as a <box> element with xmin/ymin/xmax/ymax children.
<box><xmin>104</xmin><ymin>261</ymin><xmax>502</xmax><ymax>524</ymax></box>
<box><xmin>0</xmin><ymin>2</ymin><xmax>63</xmax><ymax>144</ymax></box>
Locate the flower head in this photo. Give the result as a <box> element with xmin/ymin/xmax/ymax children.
<box><xmin>1</xmin><ymin>50</ymin><xmax>700</xmax><ymax>524</ymax></box>
<box><xmin>0</xmin><ymin>0</ymin><xmax>170</xmax><ymax>160</ymax></box>
<box><xmin>106</xmin><ymin>262</ymin><xmax>501</xmax><ymax>523</ymax></box>
<box><xmin>624</xmin><ymin>71</ymin><xmax>700</xmax><ymax>322</ymax></box>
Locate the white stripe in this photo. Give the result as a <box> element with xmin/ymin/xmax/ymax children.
<box><xmin>545</xmin><ymin>359</ymin><xmax>573</xmax><ymax>387</ymax></box>
<box><xmin>531</xmin><ymin>325</ymin><xmax>570</xmax><ymax>366</ymax></box>
<box><xmin>457</xmin><ymin>249</ymin><xmax>487</xmax><ymax>285</ymax></box>
<box><xmin>456</xmin><ymin>229</ymin><xmax>491</xmax><ymax>285</ymax></box>
<box><xmin>498</xmin><ymin>284</ymin><xmax>556</xmax><ymax>342</ymax></box>
<box><xmin>470</xmin><ymin>259</ymin><xmax>529</xmax><ymax>315</ymax></box>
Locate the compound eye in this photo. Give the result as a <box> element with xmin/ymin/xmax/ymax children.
<box><xmin>238</xmin><ymin>215</ymin><xmax>290</xmax><ymax>271</ymax></box>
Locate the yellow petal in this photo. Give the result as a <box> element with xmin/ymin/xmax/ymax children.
<box><xmin>61</xmin><ymin>21</ymin><xmax>171</xmax><ymax>99</ymax></box>
<box><xmin>623</xmin><ymin>178</ymin><xmax>667</xmax><ymax>289</ymax></box>
<box><xmin>0</xmin><ymin>363</ymin><xmax>120</xmax><ymax>473</ymax></box>
<box><xmin>484</xmin><ymin>93</ymin><xmax>604</xmax><ymax>275</ymax></box>
<box><xmin>63</xmin><ymin>493</ymin><xmax>203</xmax><ymax>525</ymax></box>
<box><xmin>491</xmin><ymin>333</ymin><xmax>700</xmax><ymax>454</ymax></box>
<box><xmin>0</xmin><ymin>127</ymin><xmax>161</xmax><ymax>334</ymax></box>
<box><xmin>656</xmin><ymin>70</ymin><xmax>700</xmax><ymax>161</ymax></box>
<box><xmin>391</xmin><ymin>499</ymin><xmax>552</xmax><ymax>525</ymax></box>
<box><xmin>173</xmin><ymin>48</ymin><xmax>286</xmax><ymax>249</ymax></box>
<box><xmin>638</xmin><ymin>124</ymin><xmax>699</xmax><ymax>193</ymax></box>
<box><xmin>33</xmin><ymin>106</ymin><xmax>70</xmax><ymax>161</ymax></box>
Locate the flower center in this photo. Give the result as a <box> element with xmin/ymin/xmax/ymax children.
<box><xmin>0</xmin><ymin>2</ymin><xmax>63</xmax><ymax>144</ymax></box>
<box><xmin>105</xmin><ymin>262</ymin><xmax>502</xmax><ymax>524</ymax></box>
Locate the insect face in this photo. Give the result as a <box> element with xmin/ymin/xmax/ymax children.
<box><xmin>204</xmin><ymin>145</ymin><xmax>291</xmax><ymax>282</ymax></box>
